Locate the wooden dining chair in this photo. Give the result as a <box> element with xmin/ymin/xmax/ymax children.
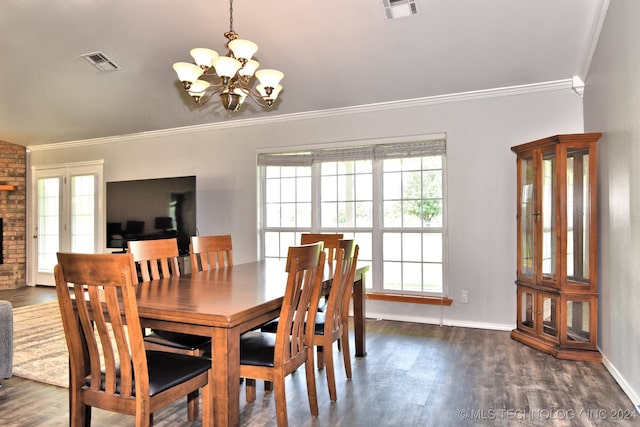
<box><xmin>311</xmin><ymin>239</ymin><xmax>359</xmax><ymax>401</ymax></box>
<box><xmin>300</xmin><ymin>233</ymin><xmax>344</xmax><ymax>263</ymax></box>
<box><xmin>190</xmin><ymin>234</ymin><xmax>233</xmax><ymax>272</ymax></box>
<box><xmin>239</xmin><ymin>243</ymin><xmax>326</xmax><ymax>427</ymax></box>
<box><xmin>127</xmin><ymin>238</ymin><xmax>181</xmax><ymax>282</ymax></box>
<box><xmin>54</xmin><ymin>252</ymin><xmax>212</xmax><ymax>426</ymax></box>
<box><xmin>300</xmin><ymin>233</ymin><xmax>344</xmax><ymax>313</ymax></box>
<box><xmin>127</xmin><ymin>238</ymin><xmax>211</xmax><ymax>360</ymax></box>
<box><xmin>262</xmin><ymin>239</ymin><xmax>359</xmax><ymax>401</ymax></box>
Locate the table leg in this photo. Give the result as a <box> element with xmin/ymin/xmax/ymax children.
<box><xmin>352</xmin><ymin>272</ymin><xmax>367</xmax><ymax>357</ymax></box>
<box><xmin>211</xmin><ymin>327</ymin><xmax>241</xmax><ymax>427</ymax></box>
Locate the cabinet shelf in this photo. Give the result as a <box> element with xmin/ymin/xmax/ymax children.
<box><xmin>511</xmin><ymin>133</ymin><xmax>602</xmax><ymax>362</ymax></box>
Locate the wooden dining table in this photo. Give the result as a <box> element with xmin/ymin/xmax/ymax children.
<box><xmin>133</xmin><ymin>258</ymin><xmax>369</xmax><ymax>427</ymax></box>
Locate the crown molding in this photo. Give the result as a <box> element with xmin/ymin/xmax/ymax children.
<box><xmin>578</xmin><ymin>0</ymin><xmax>610</xmax><ymax>81</ymax></box>
<box><xmin>28</xmin><ymin>79</ymin><xmax>573</xmax><ymax>152</ymax></box>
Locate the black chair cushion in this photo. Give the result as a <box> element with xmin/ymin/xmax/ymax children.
<box><xmin>144</xmin><ymin>330</ymin><xmax>211</xmax><ymax>351</ymax></box>
<box><xmin>239</xmin><ymin>331</ymin><xmax>276</xmax><ymax>367</ymax></box>
<box><xmin>259</xmin><ymin>318</ymin><xmax>278</xmax><ymax>333</ymax></box>
<box><xmin>89</xmin><ymin>350</ymin><xmax>210</xmax><ymax>397</ymax></box>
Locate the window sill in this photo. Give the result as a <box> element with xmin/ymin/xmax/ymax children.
<box><xmin>366</xmin><ymin>293</ymin><xmax>453</xmax><ymax>306</ymax></box>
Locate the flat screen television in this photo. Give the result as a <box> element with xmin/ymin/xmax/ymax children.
<box><xmin>106</xmin><ymin>176</ymin><xmax>196</xmax><ymax>255</ymax></box>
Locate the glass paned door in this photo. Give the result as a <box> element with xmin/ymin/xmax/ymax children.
<box><xmin>541</xmin><ymin>150</ymin><xmax>557</xmax><ymax>282</ymax></box>
<box><xmin>31</xmin><ymin>163</ymin><xmax>103</xmax><ymax>286</ymax></box>
<box><xmin>36</xmin><ymin>176</ymin><xmax>61</xmax><ymax>280</ymax></box>
<box><xmin>519</xmin><ymin>156</ymin><xmax>534</xmax><ymax>278</ymax></box>
<box><xmin>566</xmin><ymin>149</ymin><xmax>590</xmax><ymax>283</ymax></box>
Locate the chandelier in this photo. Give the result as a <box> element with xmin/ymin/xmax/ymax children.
<box><xmin>172</xmin><ymin>0</ymin><xmax>284</xmax><ymax>112</ymax></box>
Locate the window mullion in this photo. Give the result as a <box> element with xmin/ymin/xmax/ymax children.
<box><xmin>311</xmin><ymin>162</ymin><xmax>321</xmax><ymax>231</ymax></box>
<box><xmin>372</xmin><ymin>158</ymin><xmax>384</xmax><ymax>292</ymax></box>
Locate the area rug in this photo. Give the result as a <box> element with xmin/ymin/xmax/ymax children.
<box><xmin>12</xmin><ymin>301</ymin><xmax>69</xmax><ymax>388</ymax></box>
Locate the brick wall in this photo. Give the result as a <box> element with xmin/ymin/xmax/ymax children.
<box><xmin>0</xmin><ymin>140</ymin><xmax>26</xmax><ymax>290</ymax></box>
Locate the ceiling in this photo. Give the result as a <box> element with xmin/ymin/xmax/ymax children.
<box><xmin>0</xmin><ymin>0</ymin><xmax>604</xmax><ymax>147</ymax></box>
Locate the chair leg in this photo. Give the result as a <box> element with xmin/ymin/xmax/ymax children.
<box><xmin>324</xmin><ymin>341</ymin><xmax>338</xmax><ymax>401</ymax></box>
<box><xmin>201</xmin><ymin>379</ymin><xmax>213</xmax><ymax>426</ymax></box>
<box><xmin>274</xmin><ymin>375</ymin><xmax>290</xmax><ymax>427</ymax></box>
<box><xmin>316</xmin><ymin>345</ymin><xmax>325</xmax><ymax>370</ymax></box>
<box><xmin>187</xmin><ymin>390</ymin><xmax>199</xmax><ymax>421</ymax></box>
<box><xmin>305</xmin><ymin>348</ymin><xmax>319</xmax><ymax>417</ymax></box>
<box><xmin>342</xmin><ymin>328</ymin><xmax>352</xmax><ymax>379</ymax></box>
<box><xmin>70</xmin><ymin>385</ymin><xmax>90</xmax><ymax>427</ymax></box>
<box><xmin>134</xmin><ymin>408</ymin><xmax>152</xmax><ymax>427</ymax></box>
<box><xmin>246</xmin><ymin>378</ymin><xmax>257</xmax><ymax>402</ymax></box>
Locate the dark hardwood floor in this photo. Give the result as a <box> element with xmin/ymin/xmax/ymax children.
<box><xmin>0</xmin><ymin>286</ymin><xmax>637</xmax><ymax>426</ymax></box>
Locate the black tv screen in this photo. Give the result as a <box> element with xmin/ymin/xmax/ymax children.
<box><xmin>106</xmin><ymin>176</ymin><xmax>196</xmax><ymax>255</ymax></box>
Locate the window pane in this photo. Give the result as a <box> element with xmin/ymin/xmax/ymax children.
<box><xmin>71</xmin><ymin>175</ymin><xmax>95</xmax><ymax>253</ymax></box>
<box><xmin>383</xmin><ymin>262</ymin><xmax>402</xmax><ymax>290</ymax></box>
<box><xmin>423</xmin><ymin>263</ymin><xmax>443</xmax><ymax>292</ymax></box>
<box><xmin>384</xmin><ymin>171</ymin><xmax>402</xmax><ymax>199</ymax></box>
<box><xmin>280</xmin><ymin>203</ymin><xmax>297</xmax><ymax>227</ymax></box>
<box><xmin>297</xmin><ymin>203</ymin><xmax>311</xmax><ymax>228</ymax></box>
<box><xmin>321</xmin><ymin>202</ymin><xmax>338</xmax><ymax>228</ymax></box>
<box><xmin>264</xmin><ymin>232</ymin><xmax>280</xmax><ymax>258</ymax></box>
<box><xmin>402</xmin><ymin>233</ymin><xmax>421</xmax><ymax>262</ymax></box>
<box><xmin>281</xmin><ymin>178</ymin><xmax>296</xmax><ymax>203</ymax></box>
<box><xmin>383</xmin><ymin>233</ymin><xmax>402</xmax><ymax>261</ymax></box>
<box><xmin>321</xmin><ymin>175</ymin><xmax>337</xmax><ymax>201</ymax></box>
<box><xmin>403</xmin><ymin>262</ymin><xmax>422</xmax><ymax>292</ymax></box>
<box><xmin>265</xmin><ymin>178</ymin><xmax>280</xmax><ymax>203</ymax></box>
<box><xmin>266</xmin><ymin>204</ymin><xmax>281</xmax><ymax>227</ymax></box>
<box><xmin>355</xmin><ymin>201</ymin><xmax>372</xmax><ymax>227</ymax></box>
<box><xmin>37</xmin><ymin>177</ymin><xmax>60</xmax><ymax>273</ymax></box>
<box><xmin>423</xmin><ymin>233</ymin><xmax>442</xmax><ymax>263</ymax></box>
<box><xmin>297</xmin><ymin>177</ymin><xmax>312</xmax><ymax>202</ymax></box>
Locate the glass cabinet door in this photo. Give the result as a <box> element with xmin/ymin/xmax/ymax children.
<box><xmin>566</xmin><ymin>298</ymin><xmax>591</xmax><ymax>343</ymax></box>
<box><xmin>566</xmin><ymin>148</ymin><xmax>590</xmax><ymax>283</ymax></box>
<box><xmin>540</xmin><ymin>149</ymin><xmax>557</xmax><ymax>283</ymax></box>
<box><xmin>519</xmin><ymin>155</ymin><xmax>535</xmax><ymax>279</ymax></box>
<box><xmin>540</xmin><ymin>292</ymin><xmax>558</xmax><ymax>341</ymax></box>
<box><xmin>518</xmin><ymin>288</ymin><xmax>535</xmax><ymax>330</ymax></box>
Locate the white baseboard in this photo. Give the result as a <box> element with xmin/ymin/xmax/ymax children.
<box><xmin>601</xmin><ymin>351</ymin><xmax>640</xmax><ymax>412</ymax></box>
<box><xmin>362</xmin><ymin>311</ymin><xmax>514</xmax><ymax>332</ymax></box>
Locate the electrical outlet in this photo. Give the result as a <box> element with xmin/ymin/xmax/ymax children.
<box><xmin>460</xmin><ymin>290</ymin><xmax>469</xmax><ymax>303</ymax></box>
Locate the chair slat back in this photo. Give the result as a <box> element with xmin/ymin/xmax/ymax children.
<box><xmin>300</xmin><ymin>233</ymin><xmax>344</xmax><ymax>263</ymax></box>
<box><xmin>189</xmin><ymin>234</ymin><xmax>233</xmax><ymax>272</ymax></box>
<box><xmin>277</xmin><ymin>243</ymin><xmax>326</xmax><ymax>367</ymax></box>
<box><xmin>325</xmin><ymin>240</ymin><xmax>359</xmax><ymax>335</ymax></box>
<box><xmin>54</xmin><ymin>252</ymin><xmax>148</xmax><ymax>400</ymax></box>
<box><xmin>127</xmin><ymin>238</ymin><xmax>180</xmax><ymax>282</ymax></box>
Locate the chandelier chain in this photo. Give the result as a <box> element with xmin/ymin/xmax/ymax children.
<box><xmin>229</xmin><ymin>0</ymin><xmax>234</xmax><ymax>33</ymax></box>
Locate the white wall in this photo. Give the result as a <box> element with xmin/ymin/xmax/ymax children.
<box><xmin>28</xmin><ymin>83</ymin><xmax>583</xmax><ymax>330</ymax></box>
<box><xmin>583</xmin><ymin>0</ymin><xmax>640</xmax><ymax>409</ymax></box>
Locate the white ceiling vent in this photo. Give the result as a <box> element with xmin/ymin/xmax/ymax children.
<box><xmin>383</xmin><ymin>0</ymin><xmax>419</xmax><ymax>20</ymax></box>
<box><xmin>81</xmin><ymin>51</ymin><xmax>120</xmax><ymax>71</ymax></box>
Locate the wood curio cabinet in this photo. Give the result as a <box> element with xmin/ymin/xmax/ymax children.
<box><xmin>511</xmin><ymin>133</ymin><xmax>602</xmax><ymax>362</ymax></box>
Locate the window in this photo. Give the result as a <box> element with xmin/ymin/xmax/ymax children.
<box><xmin>258</xmin><ymin>136</ymin><xmax>446</xmax><ymax>296</ymax></box>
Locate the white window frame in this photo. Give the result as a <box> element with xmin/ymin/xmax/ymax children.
<box><xmin>258</xmin><ymin>134</ymin><xmax>448</xmax><ymax>297</ymax></box>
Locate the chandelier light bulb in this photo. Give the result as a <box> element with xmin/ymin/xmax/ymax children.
<box><xmin>228</xmin><ymin>39</ymin><xmax>258</xmax><ymax>61</ymax></box>
<box><xmin>212</xmin><ymin>56</ymin><xmax>242</xmax><ymax>78</ymax></box>
<box><xmin>238</xmin><ymin>59</ymin><xmax>260</xmax><ymax>78</ymax></box>
<box><xmin>173</xmin><ymin>62</ymin><xmax>204</xmax><ymax>86</ymax></box>
<box><xmin>190</xmin><ymin>48</ymin><xmax>219</xmax><ymax>68</ymax></box>
<box><xmin>255</xmin><ymin>69</ymin><xmax>284</xmax><ymax>89</ymax></box>
<box><xmin>188</xmin><ymin>80</ymin><xmax>211</xmax><ymax>96</ymax></box>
